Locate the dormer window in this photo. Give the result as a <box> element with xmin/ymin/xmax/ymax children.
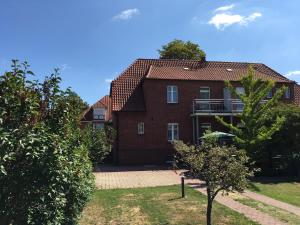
<box><xmin>93</xmin><ymin>108</ymin><xmax>105</xmax><ymax>120</ymax></box>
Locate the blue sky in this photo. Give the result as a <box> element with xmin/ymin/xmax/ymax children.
<box><xmin>1</xmin><ymin>0</ymin><xmax>300</xmax><ymax>104</ymax></box>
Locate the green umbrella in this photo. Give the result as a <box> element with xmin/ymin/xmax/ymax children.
<box><xmin>201</xmin><ymin>131</ymin><xmax>235</xmax><ymax>139</ymax></box>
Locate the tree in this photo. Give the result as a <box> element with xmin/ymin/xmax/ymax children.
<box><xmin>216</xmin><ymin>67</ymin><xmax>286</xmax><ymax>159</ymax></box>
<box><xmin>158</xmin><ymin>39</ymin><xmax>206</xmax><ymax>60</ymax></box>
<box><xmin>260</xmin><ymin>103</ymin><xmax>300</xmax><ymax>175</ymax></box>
<box><xmin>173</xmin><ymin>135</ymin><xmax>253</xmax><ymax>225</ymax></box>
<box><xmin>0</xmin><ymin>60</ymin><xmax>94</xmax><ymax>225</ymax></box>
<box><xmin>82</xmin><ymin>124</ymin><xmax>116</xmax><ymax>165</ymax></box>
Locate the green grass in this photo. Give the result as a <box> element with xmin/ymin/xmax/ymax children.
<box><xmin>235</xmin><ymin>197</ymin><xmax>300</xmax><ymax>225</ymax></box>
<box><xmin>80</xmin><ymin>185</ymin><xmax>258</xmax><ymax>225</ymax></box>
<box><xmin>249</xmin><ymin>178</ymin><xmax>300</xmax><ymax>207</ymax></box>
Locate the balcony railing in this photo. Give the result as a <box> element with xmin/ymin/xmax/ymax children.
<box><xmin>192</xmin><ymin>99</ymin><xmax>245</xmax><ymax>114</ymax></box>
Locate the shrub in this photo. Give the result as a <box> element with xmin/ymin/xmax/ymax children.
<box><xmin>0</xmin><ymin>60</ymin><xmax>94</xmax><ymax>225</ymax></box>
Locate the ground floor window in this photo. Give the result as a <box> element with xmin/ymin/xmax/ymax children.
<box><xmin>93</xmin><ymin>123</ymin><xmax>104</xmax><ymax>129</ymax></box>
<box><xmin>200</xmin><ymin>123</ymin><xmax>211</xmax><ymax>135</ymax></box>
<box><xmin>168</xmin><ymin>123</ymin><xmax>179</xmax><ymax>141</ymax></box>
<box><xmin>138</xmin><ymin>122</ymin><xmax>144</xmax><ymax>135</ymax></box>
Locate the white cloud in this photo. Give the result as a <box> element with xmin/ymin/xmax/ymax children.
<box><xmin>113</xmin><ymin>8</ymin><xmax>140</xmax><ymax>21</ymax></box>
<box><xmin>105</xmin><ymin>78</ymin><xmax>113</xmax><ymax>83</ymax></box>
<box><xmin>208</xmin><ymin>12</ymin><xmax>262</xmax><ymax>30</ymax></box>
<box><xmin>60</xmin><ymin>64</ymin><xmax>70</xmax><ymax>71</ymax></box>
<box><xmin>215</xmin><ymin>4</ymin><xmax>235</xmax><ymax>12</ymax></box>
<box><xmin>286</xmin><ymin>71</ymin><xmax>300</xmax><ymax>77</ymax></box>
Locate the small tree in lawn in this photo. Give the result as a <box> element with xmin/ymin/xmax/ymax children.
<box><xmin>173</xmin><ymin>136</ymin><xmax>253</xmax><ymax>225</ymax></box>
<box><xmin>216</xmin><ymin>66</ymin><xmax>286</xmax><ymax>159</ymax></box>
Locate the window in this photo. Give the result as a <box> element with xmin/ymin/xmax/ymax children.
<box><xmin>285</xmin><ymin>87</ymin><xmax>291</xmax><ymax>99</ymax></box>
<box><xmin>235</xmin><ymin>87</ymin><xmax>245</xmax><ymax>111</ymax></box>
<box><xmin>167</xmin><ymin>86</ymin><xmax>178</xmax><ymax>103</ymax></box>
<box><xmin>93</xmin><ymin>123</ymin><xmax>104</xmax><ymax>129</ymax></box>
<box><xmin>200</xmin><ymin>123</ymin><xmax>211</xmax><ymax>135</ymax></box>
<box><xmin>200</xmin><ymin>87</ymin><xmax>210</xmax><ymax>99</ymax></box>
<box><xmin>267</xmin><ymin>90</ymin><xmax>272</xmax><ymax>99</ymax></box>
<box><xmin>199</xmin><ymin>87</ymin><xmax>210</xmax><ymax>111</ymax></box>
<box><xmin>93</xmin><ymin>108</ymin><xmax>105</xmax><ymax>120</ymax></box>
<box><xmin>137</xmin><ymin>122</ymin><xmax>144</xmax><ymax>135</ymax></box>
<box><xmin>167</xmin><ymin>123</ymin><xmax>179</xmax><ymax>141</ymax></box>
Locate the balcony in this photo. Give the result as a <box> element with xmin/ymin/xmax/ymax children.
<box><xmin>192</xmin><ymin>99</ymin><xmax>245</xmax><ymax>115</ymax></box>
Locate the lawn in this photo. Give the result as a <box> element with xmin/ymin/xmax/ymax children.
<box><xmin>249</xmin><ymin>178</ymin><xmax>300</xmax><ymax>207</ymax></box>
<box><xmin>229</xmin><ymin>193</ymin><xmax>300</xmax><ymax>225</ymax></box>
<box><xmin>80</xmin><ymin>185</ymin><xmax>258</xmax><ymax>225</ymax></box>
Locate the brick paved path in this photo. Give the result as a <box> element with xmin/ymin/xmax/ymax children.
<box><xmin>187</xmin><ymin>179</ymin><xmax>287</xmax><ymax>225</ymax></box>
<box><xmin>242</xmin><ymin>190</ymin><xmax>300</xmax><ymax>217</ymax></box>
<box><xmin>94</xmin><ymin>166</ymin><xmax>183</xmax><ymax>189</ymax></box>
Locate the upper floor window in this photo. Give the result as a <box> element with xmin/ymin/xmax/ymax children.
<box><xmin>236</xmin><ymin>87</ymin><xmax>245</xmax><ymax>96</ymax></box>
<box><xmin>167</xmin><ymin>86</ymin><xmax>178</xmax><ymax>103</ymax></box>
<box><xmin>200</xmin><ymin>87</ymin><xmax>210</xmax><ymax>99</ymax></box>
<box><xmin>93</xmin><ymin>108</ymin><xmax>105</xmax><ymax>120</ymax></box>
<box><xmin>167</xmin><ymin>123</ymin><xmax>179</xmax><ymax>141</ymax></box>
<box><xmin>285</xmin><ymin>87</ymin><xmax>291</xmax><ymax>99</ymax></box>
<box><xmin>137</xmin><ymin>122</ymin><xmax>144</xmax><ymax>135</ymax></box>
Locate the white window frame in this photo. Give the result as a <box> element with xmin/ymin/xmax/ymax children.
<box><xmin>167</xmin><ymin>85</ymin><xmax>178</xmax><ymax>103</ymax></box>
<box><xmin>93</xmin><ymin>108</ymin><xmax>105</xmax><ymax>120</ymax></box>
<box><xmin>285</xmin><ymin>87</ymin><xmax>291</xmax><ymax>99</ymax></box>
<box><xmin>167</xmin><ymin>123</ymin><xmax>179</xmax><ymax>141</ymax></box>
<box><xmin>137</xmin><ymin>122</ymin><xmax>144</xmax><ymax>135</ymax></box>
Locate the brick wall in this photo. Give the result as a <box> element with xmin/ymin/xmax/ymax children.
<box><xmin>114</xmin><ymin>79</ymin><xmax>295</xmax><ymax>164</ymax></box>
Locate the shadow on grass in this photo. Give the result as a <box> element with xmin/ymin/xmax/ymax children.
<box><xmin>249</xmin><ymin>176</ymin><xmax>300</xmax><ymax>185</ymax></box>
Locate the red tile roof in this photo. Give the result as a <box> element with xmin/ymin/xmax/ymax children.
<box><xmin>81</xmin><ymin>95</ymin><xmax>111</xmax><ymax>121</ymax></box>
<box><xmin>111</xmin><ymin>59</ymin><xmax>293</xmax><ymax>112</ymax></box>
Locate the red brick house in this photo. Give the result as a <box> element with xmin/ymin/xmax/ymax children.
<box><xmin>110</xmin><ymin>59</ymin><xmax>300</xmax><ymax>165</ymax></box>
<box><xmin>81</xmin><ymin>95</ymin><xmax>112</xmax><ymax>129</ymax></box>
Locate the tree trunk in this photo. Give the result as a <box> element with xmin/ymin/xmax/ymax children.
<box><xmin>206</xmin><ymin>188</ymin><xmax>213</xmax><ymax>225</ymax></box>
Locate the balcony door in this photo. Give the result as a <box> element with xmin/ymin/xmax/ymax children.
<box><xmin>199</xmin><ymin>87</ymin><xmax>210</xmax><ymax>111</ymax></box>
<box><xmin>223</xmin><ymin>88</ymin><xmax>232</xmax><ymax>112</ymax></box>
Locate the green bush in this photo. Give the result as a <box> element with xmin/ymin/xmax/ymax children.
<box><xmin>260</xmin><ymin>103</ymin><xmax>300</xmax><ymax>176</ymax></box>
<box><xmin>82</xmin><ymin>124</ymin><xmax>115</xmax><ymax>165</ymax></box>
<box><xmin>0</xmin><ymin>60</ymin><xmax>94</xmax><ymax>225</ymax></box>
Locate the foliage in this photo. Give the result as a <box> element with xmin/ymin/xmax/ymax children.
<box><xmin>158</xmin><ymin>39</ymin><xmax>206</xmax><ymax>60</ymax></box>
<box><xmin>173</xmin><ymin>135</ymin><xmax>253</xmax><ymax>225</ymax></box>
<box><xmin>216</xmin><ymin>66</ymin><xmax>286</xmax><ymax>159</ymax></box>
<box><xmin>260</xmin><ymin>103</ymin><xmax>300</xmax><ymax>175</ymax></box>
<box><xmin>82</xmin><ymin>124</ymin><xmax>115</xmax><ymax>165</ymax></box>
<box><xmin>0</xmin><ymin>60</ymin><xmax>94</xmax><ymax>225</ymax></box>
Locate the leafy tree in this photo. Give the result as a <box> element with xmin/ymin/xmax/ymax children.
<box><xmin>173</xmin><ymin>135</ymin><xmax>253</xmax><ymax>225</ymax></box>
<box><xmin>158</xmin><ymin>39</ymin><xmax>206</xmax><ymax>60</ymax></box>
<box><xmin>82</xmin><ymin>124</ymin><xmax>115</xmax><ymax>165</ymax></box>
<box><xmin>216</xmin><ymin>67</ymin><xmax>286</xmax><ymax>159</ymax></box>
<box><xmin>0</xmin><ymin>60</ymin><xmax>94</xmax><ymax>225</ymax></box>
<box><xmin>261</xmin><ymin>103</ymin><xmax>300</xmax><ymax>175</ymax></box>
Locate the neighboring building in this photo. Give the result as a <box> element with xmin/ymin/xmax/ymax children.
<box><xmin>81</xmin><ymin>95</ymin><xmax>111</xmax><ymax>129</ymax></box>
<box><xmin>110</xmin><ymin>59</ymin><xmax>299</xmax><ymax>165</ymax></box>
